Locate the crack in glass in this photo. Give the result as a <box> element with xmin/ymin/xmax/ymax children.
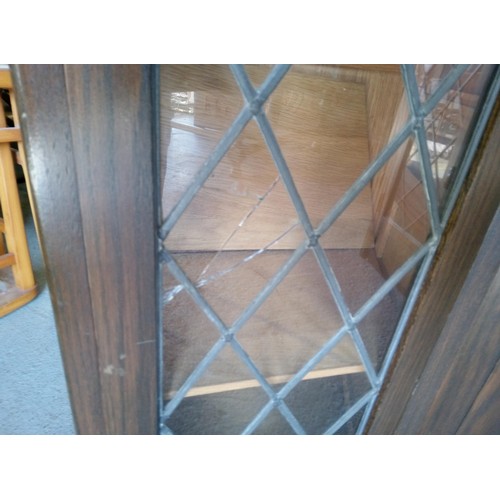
<box><xmin>159</xmin><ymin>64</ymin><xmax>493</xmax><ymax>434</ymax></box>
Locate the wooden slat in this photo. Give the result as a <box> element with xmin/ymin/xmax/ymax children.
<box><xmin>0</xmin><ymin>252</ymin><xmax>16</xmax><ymax>268</ymax></box>
<box><xmin>8</xmin><ymin>79</ymin><xmax>41</xmax><ymax>241</ymax></box>
<box><xmin>0</xmin><ymin>105</ymin><xmax>35</xmax><ymax>292</ymax></box>
<box><xmin>168</xmin><ymin>365</ymin><xmax>365</xmax><ymax>399</ymax></box>
<box><xmin>13</xmin><ymin>64</ymin><xmax>159</xmax><ymax>434</ymax></box>
<box><xmin>0</xmin><ymin>285</ymin><xmax>37</xmax><ymax>317</ymax></box>
<box><xmin>0</xmin><ymin>127</ymin><xmax>22</xmax><ymax>143</ymax></box>
<box><xmin>0</xmin><ymin>66</ymin><xmax>38</xmax><ymax>316</ymax></box>
<box><xmin>0</xmin><ymin>66</ymin><xmax>13</xmax><ymax>88</ymax></box>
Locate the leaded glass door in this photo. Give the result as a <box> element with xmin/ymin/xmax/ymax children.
<box><xmin>158</xmin><ymin>64</ymin><xmax>498</xmax><ymax>434</ymax></box>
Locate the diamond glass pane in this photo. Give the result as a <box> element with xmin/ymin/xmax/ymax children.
<box><xmin>158</xmin><ymin>64</ymin><xmax>497</xmax><ymax>434</ymax></box>
<box><xmin>285</xmin><ymin>372</ymin><xmax>371</xmax><ymax>434</ymax></box>
<box><xmin>244</xmin><ymin>64</ymin><xmax>273</xmax><ymax>88</ymax></box>
<box><xmin>252</xmin><ymin>406</ymin><xmax>296</xmax><ymax>435</ymax></box>
<box><xmin>160</xmin><ymin>65</ymin><xmax>244</xmax><ymax>219</ymax></box>
<box><xmin>321</xmin><ymin>142</ymin><xmax>431</xmax><ymax>314</ymax></box>
<box><xmin>166</xmin><ymin>382</ymin><xmax>270</xmax><ymax>435</ymax></box>
<box><xmin>356</xmin><ymin>280</ymin><xmax>407</xmax><ymax>372</ymax></box>
<box><xmin>334</xmin><ymin>407</ymin><xmax>365</xmax><ymax>435</ymax></box>
<box><xmin>261</xmin><ymin>65</ymin><xmax>373</xmax><ymax>247</ymax></box>
<box><xmin>169</xmin><ymin>250</ymin><xmax>293</xmax><ymax>327</ymax></box>
<box><xmin>165</xmin><ymin>118</ymin><xmax>307</xmax><ymax>252</ymax></box>
<box><xmin>237</xmin><ymin>250</ymin><xmax>360</xmax><ymax>384</ymax></box>
<box><xmin>415</xmin><ymin>64</ymin><xmax>495</xmax><ymax>211</ymax></box>
<box><xmin>162</xmin><ymin>267</ymin><xmax>223</xmax><ymax>400</ymax></box>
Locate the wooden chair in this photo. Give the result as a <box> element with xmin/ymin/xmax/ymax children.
<box><xmin>0</xmin><ymin>66</ymin><xmax>37</xmax><ymax>316</ymax></box>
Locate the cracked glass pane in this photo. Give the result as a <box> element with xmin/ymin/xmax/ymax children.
<box><xmin>162</xmin><ymin>114</ymin><xmax>308</xmax><ymax>324</ymax></box>
<box><xmin>164</xmin><ymin>116</ymin><xmax>306</xmax><ymax>253</ymax></box>
<box><xmin>159</xmin><ymin>65</ymin><xmax>417</xmax><ymax>434</ymax></box>
<box><xmin>158</xmin><ymin>64</ymin><xmax>491</xmax><ymax>434</ymax></box>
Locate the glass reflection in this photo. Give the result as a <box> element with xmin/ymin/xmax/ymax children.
<box><xmin>159</xmin><ymin>64</ymin><xmax>492</xmax><ymax>434</ymax></box>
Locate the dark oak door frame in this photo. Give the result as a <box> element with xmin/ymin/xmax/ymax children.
<box><xmin>13</xmin><ymin>65</ymin><xmax>159</xmax><ymax>434</ymax></box>
<box><xmin>368</xmin><ymin>96</ymin><xmax>500</xmax><ymax>434</ymax></box>
<box><xmin>12</xmin><ymin>64</ymin><xmax>499</xmax><ymax>434</ymax></box>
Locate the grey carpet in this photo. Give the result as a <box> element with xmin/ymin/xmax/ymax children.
<box><xmin>0</xmin><ymin>185</ymin><xmax>75</xmax><ymax>434</ymax></box>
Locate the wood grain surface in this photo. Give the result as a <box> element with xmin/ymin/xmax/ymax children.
<box><xmin>0</xmin><ymin>73</ymin><xmax>37</xmax><ymax>316</ymax></box>
<box><xmin>13</xmin><ymin>65</ymin><xmax>159</xmax><ymax>434</ymax></box>
<box><xmin>457</xmin><ymin>356</ymin><xmax>500</xmax><ymax>434</ymax></box>
<box><xmin>393</xmin><ymin>207</ymin><xmax>500</xmax><ymax>433</ymax></box>
<box><xmin>368</xmin><ymin>96</ymin><xmax>500</xmax><ymax>434</ymax></box>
